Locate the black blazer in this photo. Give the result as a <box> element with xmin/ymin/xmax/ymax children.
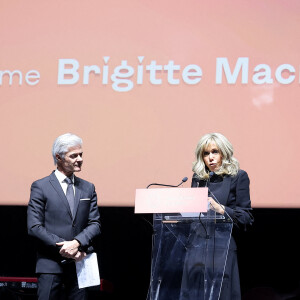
<box><xmin>27</xmin><ymin>171</ymin><xmax>101</xmax><ymax>273</ymax></box>
<box><xmin>192</xmin><ymin>170</ymin><xmax>253</xmax><ymax>228</ymax></box>
<box><xmin>192</xmin><ymin>169</ymin><xmax>253</xmax><ymax>248</ymax></box>
<box><xmin>192</xmin><ymin>169</ymin><xmax>253</xmax><ymax>299</ymax></box>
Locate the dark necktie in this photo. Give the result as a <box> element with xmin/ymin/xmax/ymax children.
<box><xmin>64</xmin><ymin>177</ymin><xmax>75</xmax><ymax>217</ymax></box>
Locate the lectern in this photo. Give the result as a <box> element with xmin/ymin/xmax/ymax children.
<box><xmin>135</xmin><ymin>188</ymin><xmax>233</xmax><ymax>300</ymax></box>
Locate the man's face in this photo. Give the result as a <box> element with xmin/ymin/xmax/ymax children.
<box><xmin>57</xmin><ymin>145</ymin><xmax>83</xmax><ymax>176</ymax></box>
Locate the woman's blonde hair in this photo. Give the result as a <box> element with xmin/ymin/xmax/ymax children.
<box><xmin>192</xmin><ymin>133</ymin><xmax>239</xmax><ymax>180</ymax></box>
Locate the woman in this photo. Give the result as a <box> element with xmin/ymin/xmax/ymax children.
<box><xmin>192</xmin><ymin>132</ymin><xmax>253</xmax><ymax>300</ymax></box>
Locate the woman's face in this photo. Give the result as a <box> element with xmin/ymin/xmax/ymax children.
<box><xmin>203</xmin><ymin>142</ymin><xmax>223</xmax><ymax>172</ymax></box>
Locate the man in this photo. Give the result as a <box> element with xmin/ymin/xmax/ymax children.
<box><xmin>27</xmin><ymin>133</ymin><xmax>101</xmax><ymax>300</ymax></box>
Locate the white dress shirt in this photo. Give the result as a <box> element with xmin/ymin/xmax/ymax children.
<box><xmin>54</xmin><ymin>169</ymin><xmax>75</xmax><ymax>196</ymax></box>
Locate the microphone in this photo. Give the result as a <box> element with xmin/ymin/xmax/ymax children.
<box><xmin>205</xmin><ymin>171</ymin><xmax>214</xmax><ymax>188</ymax></box>
<box><xmin>146</xmin><ymin>177</ymin><xmax>188</xmax><ymax>189</ymax></box>
<box><xmin>182</xmin><ymin>176</ymin><xmax>188</xmax><ymax>183</ymax></box>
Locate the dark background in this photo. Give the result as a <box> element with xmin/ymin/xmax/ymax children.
<box><xmin>0</xmin><ymin>206</ymin><xmax>299</xmax><ymax>300</ymax></box>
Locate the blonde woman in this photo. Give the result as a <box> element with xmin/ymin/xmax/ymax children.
<box><xmin>192</xmin><ymin>133</ymin><xmax>253</xmax><ymax>300</ymax></box>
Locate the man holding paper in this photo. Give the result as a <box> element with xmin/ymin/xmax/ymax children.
<box><xmin>27</xmin><ymin>133</ymin><xmax>101</xmax><ymax>300</ymax></box>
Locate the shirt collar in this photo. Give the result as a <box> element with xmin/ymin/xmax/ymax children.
<box><xmin>55</xmin><ymin>169</ymin><xmax>74</xmax><ymax>183</ymax></box>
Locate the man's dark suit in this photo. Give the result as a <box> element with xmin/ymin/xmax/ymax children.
<box><xmin>27</xmin><ymin>171</ymin><xmax>101</xmax><ymax>275</ymax></box>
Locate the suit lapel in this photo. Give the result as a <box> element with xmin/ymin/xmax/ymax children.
<box><xmin>49</xmin><ymin>172</ymin><xmax>73</xmax><ymax>219</ymax></box>
<box><xmin>73</xmin><ymin>176</ymin><xmax>82</xmax><ymax>220</ymax></box>
<box><xmin>208</xmin><ymin>175</ymin><xmax>232</xmax><ymax>204</ymax></box>
<box><xmin>222</xmin><ymin>175</ymin><xmax>232</xmax><ymax>203</ymax></box>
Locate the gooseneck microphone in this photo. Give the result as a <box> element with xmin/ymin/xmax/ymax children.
<box><xmin>146</xmin><ymin>177</ymin><xmax>188</xmax><ymax>189</ymax></box>
<box><xmin>206</xmin><ymin>171</ymin><xmax>214</xmax><ymax>187</ymax></box>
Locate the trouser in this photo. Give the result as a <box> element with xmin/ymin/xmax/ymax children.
<box><xmin>37</xmin><ymin>263</ymin><xmax>87</xmax><ymax>300</ymax></box>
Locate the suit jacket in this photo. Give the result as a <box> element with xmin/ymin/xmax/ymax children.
<box><xmin>27</xmin><ymin>171</ymin><xmax>101</xmax><ymax>273</ymax></box>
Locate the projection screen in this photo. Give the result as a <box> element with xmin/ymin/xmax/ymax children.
<box><xmin>1</xmin><ymin>0</ymin><xmax>299</xmax><ymax>207</ymax></box>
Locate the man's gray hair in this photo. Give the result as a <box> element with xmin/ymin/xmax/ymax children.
<box><xmin>52</xmin><ymin>133</ymin><xmax>83</xmax><ymax>165</ymax></box>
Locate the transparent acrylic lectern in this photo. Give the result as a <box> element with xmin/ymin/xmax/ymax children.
<box><xmin>135</xmin><ymin>187</ymin><xmax>233</xmax><ymax>300</ymax></box>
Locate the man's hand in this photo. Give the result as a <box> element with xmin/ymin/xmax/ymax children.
<box><xmin>56</xmin><ymin>240</ymin><xmax>80</xmax><ymax>258</ymax></box>
<box><xmin>74</xmin><ymin>251</ymin><xmax>87</xmax><ymax>262</ymax></box>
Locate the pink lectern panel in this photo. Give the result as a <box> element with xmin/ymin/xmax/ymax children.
<box><xmin>135</xmin><ymin>188</ymin><xmax>208</xmax><ymax>213</ymax></box>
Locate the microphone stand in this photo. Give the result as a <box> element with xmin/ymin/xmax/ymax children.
<box><xmin>146</xmin><ymin>177</ymin><xmax>188</xmax><ymax>189</ymax></box>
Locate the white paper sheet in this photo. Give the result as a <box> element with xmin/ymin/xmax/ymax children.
<box><xmin>76</xmin><ymin>252</ymin><xmax>100</xmax><ymax>289</ymax></box>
